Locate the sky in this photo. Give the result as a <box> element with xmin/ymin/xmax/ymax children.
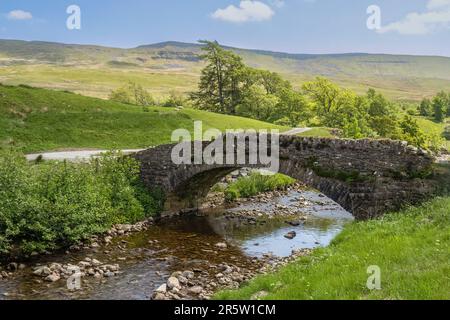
<box><xmin>0</xmin><ymin>0</ymin><xmax>449</xmax><ymax>56</ymax></box>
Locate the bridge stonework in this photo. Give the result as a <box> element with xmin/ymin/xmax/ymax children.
<box><xmin>134</xmin><ymin>136</ymin><xmax>436</xmax><ymax>220</ymax></box>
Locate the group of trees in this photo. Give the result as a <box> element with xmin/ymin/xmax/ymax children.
<box><xmin>108</xmin><ymin>41</ymin><xmax>445</xmax><ymax>152</ymax></box>
<box><xmin>191</xmin><ymin>41</ymin><xmax>443</xmax><ymax>151</ymax></box>
<box><xmin>190</xmin><ymin>41</ymin><xmax>310</xmax><ymax>127</ymax></box>
<box><xmin>418</xmin><ymin>91</ymin><xmax>450</xmax><ymax>122</ymax></box>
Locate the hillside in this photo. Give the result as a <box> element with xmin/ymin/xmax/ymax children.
<box><xmin>1</xmin><ymin>40</ymin><xmax>450</xmax><ymax>101</ymax></box>
<box><xmin>0</xmin><ymin>84</ymin><xmax>286</xmax><ymax>153</ymax></box>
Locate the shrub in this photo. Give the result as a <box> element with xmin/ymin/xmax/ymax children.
<box><xmin>400</xmin><ymin>116</ymin><xmax>443</xmax><ymax>153</ymax></box>
<box><xmin>162</xmin><ymin>91</ymin><xmax>186</xmax><ymax>108</ymax></box>
<box><xmin>418</xmin><ymin>98</ymin><xmax>432</xmax><ymax>116</ymax></box>
<box><xmin>0</xmin><ymin>150</ymin><xmax>161</xmax><ymax>256</ymax></box>
<box><xmin>432</xmin><ymin>91</ymin><xmax>448</xmax><ymax>123</ymax></box>
<box><xmin>443</xmin><ymin>126</ymin><xmax>450</xmax><ymax>140</ymax></box>
<box><xmin>109</xmin><ymin>81</ymin><xmax>155</xmax><ymax>106</ymax></box>
<box><xmin>108</xmin><ymin>86</ymin><xmax>133</xmax><ymax>105</ymax></box>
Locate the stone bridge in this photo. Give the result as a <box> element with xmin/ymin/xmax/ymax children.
<box><xmin>134</xmin><ymin>135</ymin><xmax>436</xmax><ymax>220</ymax></box>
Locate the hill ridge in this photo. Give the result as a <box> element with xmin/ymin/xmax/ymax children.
<box><xmin>1</xmin><ymin>38</ymin><xmax>450</xmax><ymax>101</ymax></box>
<box><xmin>1</xmin><ymin>38</ymin><xmax>449</xmax><ymax>59</ymax></box>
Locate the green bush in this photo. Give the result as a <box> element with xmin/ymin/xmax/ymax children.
<box><xmin>400</xmin><ymin>115</ymin><xmax>443</xmax><ymax>152</ymax></box>
<box><xmin>0</xmin><ymin>150</ymin><xmax>161</xmax><ymax>256</ymax></box>
<box><xmin>109</xmin><ymin>81</ymin><xmax>155</xmax><ymax>106</ymax></box>
<box><xmin>224</xmin><ymin>172</ymin><xmax>295</xmax><ymax>201</ymax></box>
<box><xmin>443</xmin><ymin>126</ymin><xmax>450</xmax><ymax>140</ymax></box>
<box><xmin>162</xmin><ymin>91</ymin><xmax>187</xmax><ymax>108</ymax></box>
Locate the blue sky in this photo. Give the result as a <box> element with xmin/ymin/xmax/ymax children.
<box><xmin>0</xmin><ymin>0</ymin><xmax>449</xmax><ymax>56</ymax></box>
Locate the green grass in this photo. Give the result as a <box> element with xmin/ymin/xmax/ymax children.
<box><xmin>415</xmin><ymin>116</ymin><xmax>447</xmax><ymax>136</ymax></box>
<box><xmin>0</xmin><ymin>84</ymin><xmax>287</xmax><ymax>153</ymax></box>
<box><xmin>0</xmin><ymin>64</ymin><xmax>199</xmax><ymax>99</ymax></box>
<box><xmin>415</xmin><ymin>116</ymin><xmax>450</xmax><ymax>151</ymax></box>
<box><xmin>298</xmin><ymin>127</ymin><xmax>336</xmax><ymax>138</ymax></box>
<box><xmin>224</xmin><ymin>172</ymin><xmax>296</xmax><ymax>201</ymax></box>
<box><xmin>216</xmin><ymin>196</ymin><xmax>450</xmax><ymax>300</ymax></box>
<box><xmin>2</xmin><ymin>40</ymin><xmax>450</xmax><ymax>101</ymax></box>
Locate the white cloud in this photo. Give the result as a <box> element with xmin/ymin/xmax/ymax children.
<box><xmin>378</xmin><ymin>0</ymin><xmax>450</xmax><ymax>35</ymax></box>
<box><xmin>212</xmin><ymin>1</ymin><xmax>275</xmax><ymax>23</ymax></box>
<box><xmin>7</xmin><ymin>10</ymin><xmax>33</xmax><ymax>21</ymax></box>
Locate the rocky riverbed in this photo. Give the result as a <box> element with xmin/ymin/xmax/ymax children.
<box><xmin>0</xmin><ymin>181</ymin><xmax>353</xmax><ymax>300</ymax></box>
<box><xmin>151</xmin><ymin>248</ymin><xmax>312</xmax><ymax>300</ymax></box>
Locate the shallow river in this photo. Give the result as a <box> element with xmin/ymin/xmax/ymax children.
<box><xmin>0</xmin><ymin>189</ymin><xmax>353</xmax><ymax>300</ymax></box>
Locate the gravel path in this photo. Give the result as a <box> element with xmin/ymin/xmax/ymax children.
<box><xmin>25</xmin><ymin>149</ymin><xmax>145</xmax><ymax>162</ymax></box>
<box><xmin>281</xmin><ymin>127</ymin><xmax>312</xmax><ymax>136</ymax></box>
<box><xmin>25</xmin><ymin>128</ymin><xmax>312</xmax><ymax>162</ymax></box>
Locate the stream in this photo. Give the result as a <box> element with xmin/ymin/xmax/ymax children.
<box><xmin>0</xmin><ymin>188</ymin><xmax>353</xmax><ymax>300</ymax></box>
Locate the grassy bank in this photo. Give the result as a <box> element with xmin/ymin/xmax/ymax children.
<box><xmin>216</xmin><ymin>196</ymin><xmax>450</xmax><ymax>300</ymax></box>
<box><xmin>297</xmin><ymin>127</ymin><xmax>337</xmax><ymax>138</ymax></box>
<box><xmin>0</xmin><ymin>150</ymin><xmax>161</xmax><ymax>257</ymax></box>
<box><xmin>0</xmin><ymin>84</ymin><xmax>287</xmax><ymax>153</ymax></box>
<box><xmin>415</xmin><ymin>116</ymin><xmax>450</xmax><ymax>151</ymax></box>
<box><xmin>224</xmin><ymin>172</ymin><xmax>296</xmax><ymax>201</ymax></box>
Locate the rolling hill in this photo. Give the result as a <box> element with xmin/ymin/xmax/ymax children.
<box><xmin>0</xmin><ymin>84</ymin><xmax>286</xmax><ymax>153</ymax></box>
<box><xmin>0</xmin><ymin>39</ymin><xmax>450</xmax><ymax>101</ymax></box>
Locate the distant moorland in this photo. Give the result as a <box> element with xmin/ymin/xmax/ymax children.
<box><xmin>1</xmin><ymin>39</ymin><xmax>450</xmax><ymax>101</ymax></box>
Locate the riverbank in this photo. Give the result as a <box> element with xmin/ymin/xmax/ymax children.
<box><xmin>0</xmin><ymin>185</ymin><xmax>352</xmax><ymax>300</ymax></box>
<box><xmin>216</xmin><ymin>196</ymin><xmax>450</xmax><ymax>300</ymax></box>
<box><xmin>0</xmin><ymin>150</ymin><xmax>161</xmax><ymax>260</ymax></box>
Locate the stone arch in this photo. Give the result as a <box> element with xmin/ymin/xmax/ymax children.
<box><xmin>135</xmin><ymin>135</ymin><xmax>436</xmax><ymax>220</ymax></box>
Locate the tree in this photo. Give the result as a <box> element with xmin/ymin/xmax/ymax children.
<box><xmin>342</xmin><ymin>117</ymin><xmax>365</xmax><ymax>139</ymax></box>
<box><xmin>274</xmin><ymin>88</ymin><xmax>312</xmax><ymax>126</ymax></box>
<box><xmin>302</xmin><ymin>77</ymin><xmax>342</xmax><ymax>121</ymax></box>
<box><xmin>191</xmin><ymin>40</ymin><xmax>247</xmax><ymax>114</ymax></box>
<box><xmin>366</xmin><ymin>88</ymin><xmax>393</xmax><ymax>117</ymax></box>
<box><xmin>369</xmin><ymin>114</ymin><xmax>401</xmax><ymax>139</ymax></box>
<box><xmin>432</xmin><ymin>91</ymin><xmax>448</xmax><ymax>122</ymax></box>
<box><xmin>334</xmin><ymin>94</ymin><xmax>374</xmax><ymax>138</ymax></box>
<box><xmin>400</xmin><ymin>115</ymin><xmax>427</xmax><ymax>149</ymax></box>
<box><xmin>257</xmin><ymin>70</ymin><xmax>291</xmax><ymax>95</ymax></box>
<box><xmin>303</xmin><ymin>79</ymin><xmax>373</xmax><ymax>132</ymax></box>
<box><xmin>418</xmin><ymin>98</ymin><xmax>432</xmax><ymax>117</ymax></box>
<box><xmin>364</xmin><ymin>89</ymin><xmax>401</xmax><ymax>138</ymax></box>
<box><xmin>235</xmin><ymin>85</ymin><xmax>279</xmax><ymax>121</ymax></box>
<box><xmin>109</xmin><ymin>81</ymin><xmax>154</xmax><ymax>106</ymax></box>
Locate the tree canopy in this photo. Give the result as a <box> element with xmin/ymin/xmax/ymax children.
<box><xmin>188</xmin><ymin>41</ymin><xmax>445</xmax><ymax>152</ymax></box>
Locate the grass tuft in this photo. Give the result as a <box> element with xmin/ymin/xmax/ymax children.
<box><xmin>224</xmin><ymin>172</ymin><xmax>296</xmax><ymax>201</ymax></box>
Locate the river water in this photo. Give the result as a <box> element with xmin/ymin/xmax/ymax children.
<box><xmin>0</xmin><ymin>189</ymin><xmax>353</xmax><ymax>300</ymax></box>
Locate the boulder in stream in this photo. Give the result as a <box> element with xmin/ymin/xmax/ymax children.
<box><xmin>284</xmin><ymin>231</ymin><xmax>297</xmax><ymax>240</ymax></box>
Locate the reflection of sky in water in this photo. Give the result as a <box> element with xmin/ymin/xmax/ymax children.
<box><xmin>239</xmin><ymin>220</ymin><xmax>344</xmax><ymax>257</ymax></box>
<box><xmin>224</xmin><ymin>190</ymin><xmax>354</xmax><ymax>257</ymax></box>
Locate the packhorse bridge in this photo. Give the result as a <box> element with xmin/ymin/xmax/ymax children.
<box><xmin>135</xmin><ymin>135</ymin><xmax>436</xmax><ymax>220</ymax></box>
